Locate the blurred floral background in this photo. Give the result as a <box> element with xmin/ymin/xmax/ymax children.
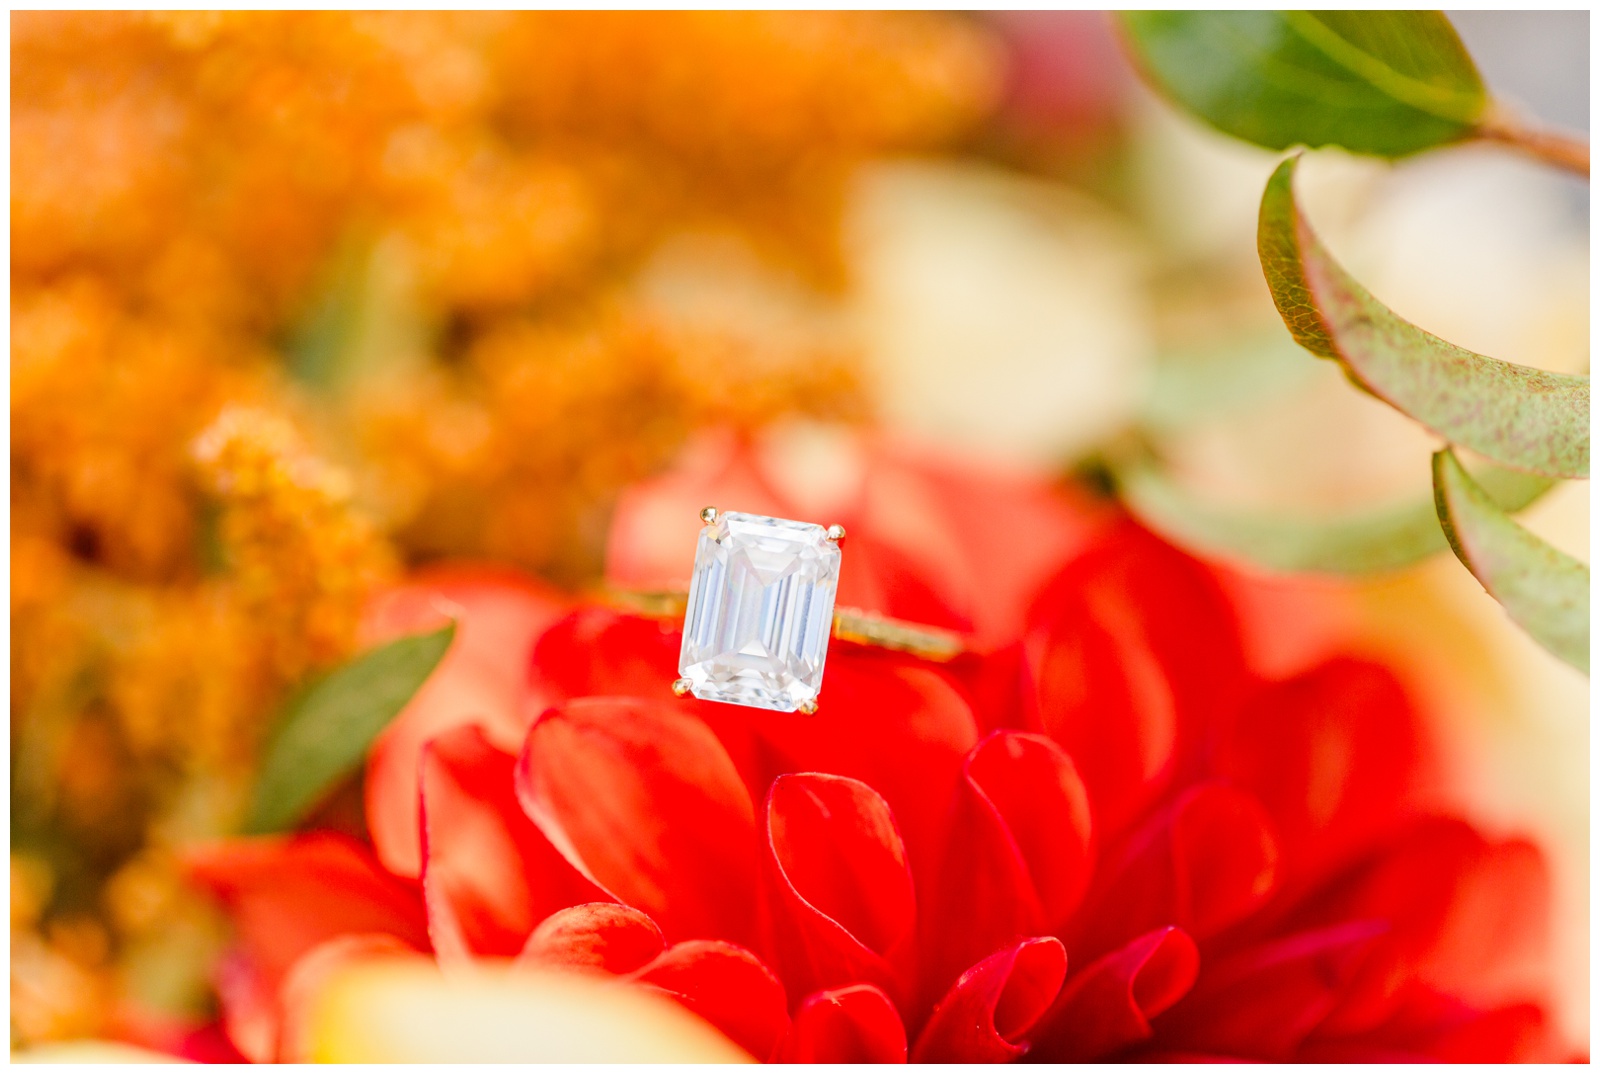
<box><xmin>10</xmin><ymin>10</ymin><xmax>1588</xmax><ymax>1059</ymax></box>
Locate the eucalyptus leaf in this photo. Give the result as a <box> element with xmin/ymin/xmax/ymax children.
<box><xmin>1120</xmin><ymin>458</ymin><xmax>1554</xmax><ymax>575</ymax></box>
<box><xmin>1259</xmin><ymin>156</ymin><xmax>1590</xmax><ymax>478</ymax></box>
<box><xmin>1119</xmin><ymin>11</ymin><xmax>1485</xmax><ymax>157</ymax></box>
<box><xmin>244</xmin><ymin>623</ymin><xmax>456</xmax><ymax>834</ymax></box>
<box><xmin>1433</xmin><ymin>449</ymin><xmax>1588</xmax><ymax>673</ymax></box>
<box><xmin>1142</xmin><ymin>330</ymin><xmax>1318</xmax><ymax>432</ymax></box>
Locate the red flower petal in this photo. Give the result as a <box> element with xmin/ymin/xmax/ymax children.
<box><xmin>1214</xmin><ymin>656</ymin><xmax>1426</xmax><ymax>885</ymax></box>
<box><xmin>753</xmin><ymin>655</ymin><xmax>979</xmax><ymax>889</ymax></box>
<box><xmin>1155</xmin><ymin>921</ymin><xmax>1387</xmax><ymax>1060</ymax></box>
<box><xmin>1398</xmin><ymin>1002</ymin><xmax>1553</xmax><ymax>1063</ymax></box>
<box><xmin>1301</xmin><ymin>991</ymin><xmax>1558</xmax><ymax>1063</ymax></box>
<box><xmin>211</xmin><ymin>952</ymin><xmax>276</xmax><ymax>1063</ymax></box>
<box><xmin>420</xmin><ymin>724</ymin><xmax>603</xmax><ymax>962</ymax></box>
<box><xmin>1289</xmin><ymin>817</ymin><xmax>1551</xmax><ymax>1035</ymax></box>
<box><xmin>1023</xmin><ymin>523</ymin><xmax>1246</xmax><ymax>835</ymax></box>
<box><xmin>1071</xmin><ymin>781</ymin><xmax>1279</xmax><ymax>962</ymax></box>
<box><xmin>526</xmin><ymin>607</ymin><xmax>769</xmax><ymax>795</ymax></box>
<box><xmin>605</xmin><ymin>428</ymin><xmax>794</xmax><ymax>592</ymax></box>
<box><xmin>864</xmin><ymin>437</ymin><xmax>1104</xmax><ymax>649</ymax></box>
<box><xmin>762</xmin><ymin>773</ymin><xmax>916</xmax><ymax>1005</ymax></box>
<box><xmin>1424</xmin><ymin>836</ymin><xmax>1549</xmax><ymax>1004</ymax></box>
<box><xmin>278</xmin><ymin>933</ymin><xmax>421</xmax><ymax>1061</ymax></box>
<box><xmin>945</xmin><ymin>640</ymin><xmax>1030</xmax><ymax>736</ymax></box>
<box><xmin>518</xmin><ymin>903</ymin><xmax>666</xmax><ymax>976</ymax></box>
<box><xmin>185</xmin><ymin>832</ymin><xmax>429</xmax><ymax>985</ymax></box>
<box><xmin>909</xmin><ymin>936</ymin><xmax>1068</xmax><ymax>1063</ymax></box>
<box><xmin>515</xmin><ymin>697</ymin><xmax>760</xmax><ymax>948</ymax></box>
<box><xmin>358</xmin><ymin>565</ymin><xmax>567</xmax><ymax>654</ymax></box>
<box><xmin>526</xmin><ymin>610</ymin><xmax>978</xmax><ymax>854</ymax></box>
<box><xmin>172</xmin><ymin>1023</ymin><xmax>250</xmax><ymax>1064</ymax></box>
<box><xmin>922</xmin><ymin>731</ymin><xmax>1092</xmax><ymax>1001</ymax></box>
<box><xmin>362</xmin><ymin>566</ymin><xmax>569</xmax><ymax>878</ymax></box>
<box><xmin>965</xmin><ymin>730</ymin><xmax>1095</xmax><ymax>929</ymax></box>
<box><xmin>782</xmin><ymin>984</ymin><xmax>908</xmax><ymax>1063</ymax></box>
<box><xmin>835</xmin><ymin>531</ymin><xmax>973</xmax><ymax>635</ymax></box>
<box><xmin>1026</xmin><ymin>594</ymin><xmax>1176</xmax><ymax>825</ymax></box>
<box><xmin>1030</xmin><ymin>926</ymin><xmax>1199</xmax><ymax>1061</ymax></box>
<box><xmin>628</xmin><ymin>940</ymin><xmax>790</xmax><ymax>1062</ymax></box>
<box><xmin>1208</xmin><ymin>561</ymin><xmax>1358</xmax><ymax>680</ymax></box>
<box><xmin>528</xmin><ymin>607</ymin><xmax>683</xmax><ymax>704</ymax></box>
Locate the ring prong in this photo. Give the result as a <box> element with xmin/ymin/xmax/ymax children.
<box><xmin>672</xmin><ymin>678</ymin><xmax>693</xmax><ymax>698</ymax></box>
<box><xmin>825</xmin><ymin>523</ymin><xmax>846</xmax><ymax>544</ymax></box>
<box><xmin>700</xmin><ymin>506</ymin><xmax>719</xmax><ymax>524</ymax></box>
<box><xmin>798</xmin><ymin>697</ymin><xmax>819</xmax><ymax>715</ymax></box>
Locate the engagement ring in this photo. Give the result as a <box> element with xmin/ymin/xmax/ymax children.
<box><xmin>611</xmin><ymin>507</ymin><xmax>964</xmax><ymax>714</ymax></box>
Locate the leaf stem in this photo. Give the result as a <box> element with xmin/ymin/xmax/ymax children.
<box><xmin>1475</xmin><ymin>106</ymin><xmax>1590</xmax><ymax>179</ymax></box>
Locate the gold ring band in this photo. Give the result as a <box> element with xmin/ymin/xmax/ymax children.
<box><xmin>605</xmin><ymin>587</ymin><xmax>965</xmax><ymax>663</ymax></box>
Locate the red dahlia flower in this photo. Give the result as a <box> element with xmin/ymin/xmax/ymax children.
<box><xmin>188</xmin><ymin>432</ymin><xmax>1562</xmax><ymax>1062</ymax></box>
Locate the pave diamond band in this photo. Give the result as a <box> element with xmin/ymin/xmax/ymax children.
<box><xmin>606</xmin><ymin>507</ymin><xmax>964</xmax><ymax>714</ymax></box>
<box><xmin>828</xmin><ymin>606</ymin><xmax>963</xmax><ymax>661</ymax></box>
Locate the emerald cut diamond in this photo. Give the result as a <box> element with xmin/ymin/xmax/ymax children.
<box><xmin>678</xmin><ymin>511</ymin><xmax>841</xmax><ymax>712</ymax></box>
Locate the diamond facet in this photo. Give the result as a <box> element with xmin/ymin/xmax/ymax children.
<box><xmin>678</xmin><ymin>511</ymin><xmax>841</xmax><ymax>712</ymax></box>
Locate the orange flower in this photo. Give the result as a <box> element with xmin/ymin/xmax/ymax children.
<box><xmin>9</xmin><ymin>11</ymin><xmax>999</xmax><ymax>1050</ymax></box>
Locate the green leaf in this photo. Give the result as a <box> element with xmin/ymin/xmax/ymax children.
<box><xmin>1433</xmin><ymin>449</ymin><xmax>1588</xmax><ymax>673</ymax></box>
<box><xmin>285</xmin><ymin>232</ymin><xmax>431</xmax><ymax>396</ymax></box>
<box><xmin>1118</xmin><ymin>11</ymin><xmax>1486</xmax><ymax>157</ymax></box>
<box><xmin>244</xmin><ymin>623</ymin><xmax>456</xmax><ymax>835</ymax></box>
<box><xmin>1141</xmin><ymin>330</ymin><xmax>1318</xmax><ymax>432</ymax></box>
<box><xmin>1121</xmin><ymin>456</ymin><xmax>1555</xmax><ymax>576</ymax></box>
<box><xmin>285</xmin><ymin>236</ymin><xmax>366</xmax><ymax>391</ymax></box>
<box><xmin>1259</xmin><ymin>155</ymin><xmax>1590</xmax><ymax>478</ymax></box>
